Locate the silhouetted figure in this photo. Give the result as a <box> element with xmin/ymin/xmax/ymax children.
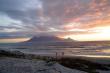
<box><xmin>62</xmin><ymin>52</ymin><xmax>64</xmax><ymax>57</ymax></box>
<box><xmin>55</xmin><ymin>52</ymin><xmax>58</xmax><ymax>59</ymax></box>
<box><xmin>62</xmin><ymin>52</ymin><xmax>64</xmax><ymax>56</ymax></box>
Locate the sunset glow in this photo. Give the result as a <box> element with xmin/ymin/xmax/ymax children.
<box><xmin>0</xmin><ymin>38</ymin><xmax>30</xmax><ymax>43</ymax></box>
<box><xmin>0</xmin><ymin>0</ymin><xmax>110</xmax><ymax>42</ymax></box>
<box><xmin>100</xmin><ymin>49</ymin><xmax>110</xmax><ymax>54</ymax></box>
<box><xmin>63</xmin><ymin>26</ymin><xmax>110</xmax><ymax>41</ymax></box>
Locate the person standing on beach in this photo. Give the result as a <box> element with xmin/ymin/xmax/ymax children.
<box><xmin>62</xmin><ymin>52</ymin><xmax>64</xmax><ymax>57</ymax></box>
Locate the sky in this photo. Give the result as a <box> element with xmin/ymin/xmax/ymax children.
<box><xmin>0</xmin><ymin>0</ymin><xmax>110</xmax><ymax>42</ymax></box>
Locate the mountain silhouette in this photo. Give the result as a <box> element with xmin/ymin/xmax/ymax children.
<box><xmin>18</xmin><ymin>36</ymin><xmax>77</xmax><ymax>47</ymax></box>
<box><xmin>28</xmin><ymin>36</ymin><xmax>65</xmax><ymax>42</ymax></box>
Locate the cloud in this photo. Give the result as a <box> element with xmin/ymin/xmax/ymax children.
<box><xmin>0</xmin><ymin>0</ymin><xmax>110</xmax><ymax>39</ymax></box>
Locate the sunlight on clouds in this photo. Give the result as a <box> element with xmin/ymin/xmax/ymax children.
<box><xmin>68</xmin><ymin>29</ymin><xmax>87</xmax><ymax>32</ymax></box>
<box><xmin>92</xmin><ymin>26</ymin><xmax>110</xmax><ymax>33</ymax></box>
<box><xmin>64</xmin><ymin>26</ymin><xmax>110</xmax><ymax>41</ymax></box>
<box><xmin>99</xmin><ymin>49</ymin><xmax>110</xmax><ymax>54</ymax></box>
<box><xmin>49</xmin><ymin>28</ymin><xmax>60</xmax><ymax>32</ymax></box>
<box><xmin>0</xmin><ymin>38</ymin><xmax>30</xmax><ymax>43</ymax></box>
<box><xmin>63</xmin><ymin>22</ymin><xmax>81</xmax><ymax>30</ymax></box>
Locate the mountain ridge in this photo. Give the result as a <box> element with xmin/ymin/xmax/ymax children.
<box><xmin>27</xmin><ymin>35</ymin><xmax>75</xmax><ymax>42</ymax></box>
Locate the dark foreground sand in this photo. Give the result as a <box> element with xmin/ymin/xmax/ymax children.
<box><xmin>0</xmin><ymin>57</ymin><xmax>86</xmax><ymax>73</ymax></box>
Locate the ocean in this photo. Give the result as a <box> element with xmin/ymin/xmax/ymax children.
<box><xmin>0</xmin><ymin>43</ymin><xmax>110</xmax><ymax>58</ymax></box>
